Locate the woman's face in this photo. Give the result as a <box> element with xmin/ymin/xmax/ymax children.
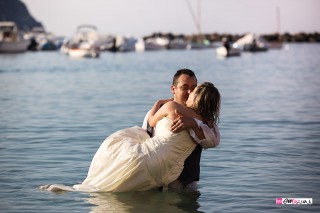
<box><xmin>186</xmin><ymin>86</ymin><xmax>198</xmax><ymax>107</ymax></box>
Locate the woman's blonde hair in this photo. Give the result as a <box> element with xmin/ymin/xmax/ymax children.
<box><xmin>192</xmin><ymin>82</ymin><xmax>221</xmax><ymax>126</ymax></box>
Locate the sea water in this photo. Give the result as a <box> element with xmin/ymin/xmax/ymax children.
<box><xmin>0</xmin><ymin>44</ymin><xmax>319</xmax><ymax>212</ymax></box>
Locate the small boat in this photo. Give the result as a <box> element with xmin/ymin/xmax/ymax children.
<box><xmin>187</xmin><ymin>39</ymin><xmax>212</xmax><ymax>50</ymax></box>
<box><xmin>68</xmin><ymin>42</ymin><xmax>100</xmax><ymax>58</ymax></box>
<box><xmin>135</xmin><ymin>37</ymin><xmax>169</xmax><ymax>51</ymax></box>
<box><xmin>25</xmin><ymin>27</ymin><xmax>63</xmax><ymax>51</ymax></box>
<box><xmin>114</xmin><ymin>35</ymin><xmax>138</xmax><ymax>52</ymax></box>
<box><xmin>0</xmin><ymin>22</ymin><xmax>30</xmax><ymax>53</ymax></box>
<box><xmin>216</xmin><ymin>37</ymin><xmax>241</xmax><ymax>57</ymax></box>
<box><xmin>267</xmin><ymin>7</ymin><xmax>283</xmax><ymax>50</ymax></box>
<box><xmin>216</xmin><ymin>46</ymin><xmax>241</xmax><ymax>57</ymax></box>
<box><xmin>267</xmin><ymin>41</ymin><xmax>283</xmax><ymax>49</ymax></box>
<box><xmin>168</xmin><ymin>38</ymin><xmax>188</xmax><ymax>50</ymax></box>
<box><xmin>61</xmin><ymin>25</ymin><xmax>100</xmax><ymax>58</ymax></box>
<box><xmin>233</xmin><ymin>33</ymin><xmax>268</xmax><ymax>52</ymax></box>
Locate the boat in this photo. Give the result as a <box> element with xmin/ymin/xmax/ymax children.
<box><xmin>187</xmin><ymin>39</ymin><xmax>212</xmax><ymax>50</ymax></box>
<box><xmin>68</xmin><ymin>42</ymin><xmax>100</xmax><ymax>58</ymax></box>
<box><xmin>267</xmin><ymin>7</ymin><xmax>283</xmax><ymax>50</ymax></box>
<box><xmin>25</xmin><ymin>27</ymin><xmax>62</xmax><ymax>51</ymax></box>
<box><xmin>114</xmin><ymin>35</ymin><xmax>138</xmax><ymax>52</ymax></box>
<box><xmin>233</xmin><ymin>33</ymin><xmax>268</xmax><ymax>52</ymax></box>
<box><xmin>216</xmin><ymin>37</ymin><xmax>241</xmax><ymax>57</ymax></box>
<box><xmin>267</xmin><ymin>41</ymin><xmax>283</xmax><ymax>49</ymax></box>
<box><xmin>0</xmin><ymin>22</ymin><xmax>30</xmax><ymax>53</ymax></box>
<box><xmin>184</xmin><ymin>0</ymin><xmax>213</xmax><ymax>50</ymax></box>
<box><xmin>135</xmin><ymin>37</ymin><xmax>169</xmax><ymax>51</ymax></box>
<box><xmin>61</xmin><ymin>25</ymin><xmax>100</xmax><ymax>58</ymax></box>
<box><xmin>96</xmin><ymin>35</ymin><xmax>117</xmax><ymax>52</ymax></box>
<box><xmin>216</xmin><ymin>46</ymin><xmax>241</xmax><ymax>57</ymax></box>
<box><xmin>168</xmin><ymin>38</ymin><xmax>188</xmax><ymax>50</ymax></box>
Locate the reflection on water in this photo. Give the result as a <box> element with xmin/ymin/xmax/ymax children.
<box><xmin>84</xmin><ymin>190</ymin><xmax>202</xmax><ymax>213</ymax></box>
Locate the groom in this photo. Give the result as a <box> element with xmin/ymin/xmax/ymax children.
<box><xmin>142</xmin><ymin>68</ymin><xmax>220</xmax><ymax>190</ymax></box>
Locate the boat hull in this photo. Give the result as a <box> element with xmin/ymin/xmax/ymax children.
<box><xmin>68</xmin><ymin>48</ymin><xmax>100</xmax><ymax>58</ymax></box>
<box><xmin>0</xmin><ymin>40</ymin><xmax>30</xmax><ymax>53</ymax></box>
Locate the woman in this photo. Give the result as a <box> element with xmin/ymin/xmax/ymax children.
<box><xmin>44</xmin><ymin>82</ymin><xmax>221</xmax><ymax>192</ymax></box>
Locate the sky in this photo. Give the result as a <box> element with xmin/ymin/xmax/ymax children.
<box><xmin>21</xmin><ymin>0</ymin><xmax>320</xmax><ymax>37</ymax></box>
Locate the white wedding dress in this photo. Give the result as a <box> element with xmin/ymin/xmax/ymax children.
<box><xmin>43</xmin><ymin>117</ymin><xmax>196</xmax><ymax>192</ymax></box>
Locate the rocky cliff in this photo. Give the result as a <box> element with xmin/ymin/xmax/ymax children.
<box><xmin>0</xmin><ymin>0</ymin><xmax>43</xmax><ymax>31</ymax></box>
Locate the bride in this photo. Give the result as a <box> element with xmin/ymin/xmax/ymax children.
<box><xmin>43</xmin><ymin>82</ymin><xmax>221</xmax><ymax>192</ymax></box>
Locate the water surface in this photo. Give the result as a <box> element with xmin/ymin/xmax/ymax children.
<box><xmin>1</xmin><ymin>44</ymin><xmax>319</xmax><ymax>212</ymax></box>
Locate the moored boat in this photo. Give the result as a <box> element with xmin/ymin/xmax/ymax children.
<box><xmin>216</xmin><ymin>46</ymin><xmax>241</xmax><ymax>57</ymax></box>
<box><xmin>216</xmin><ymin>37</ymin><xmax>241</xmax><ymax>57</ymax></box>
<box><xmin>267</xmin><ymin>41</ymin><xmax>283</xmax><ymax>49</ymax></box>
<box><xmin>187</xmin><ymin>39</ymin><xmax>212</xmax><ymax>50</ymax></box>
<box><xmin>0</xmin><ymin>22</ymin><xmax>30</xmax><ymax>53</ymax></box>
<box><xmin>135</xmin><ymin>37</ymin><xmax>169</xmax><ymax>51</ymax></box>
<box><xmin>61</xmin><ymin>25</ymin><xmax>100</xmax><ymax>58</ymax></box>
<box><xmin>114</xmin><ymin>35</ymin><xmax>137</xmax><ymax>52</ymax></box>
<box><xmin>233</xmin><ymin>33</ymin><xmax>268</xmax><ymax>52</ymax></box>
<box><xmin>167</xmin><ymin>38</ymin><xmax>188</xmax><ymax>50</ymax></box>
<box><xmin>68</xmin><ymin>43</ymin><xmax>100</xmax><ymax>58</ymax></box>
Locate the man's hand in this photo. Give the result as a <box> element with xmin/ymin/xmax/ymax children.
<box><xmin>171</xmin><ymin>109</ymin><xmax>197</xmax><ymax>133</ymax></box>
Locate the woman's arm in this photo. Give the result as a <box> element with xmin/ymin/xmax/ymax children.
<box><xmin>148</xmin><ymin>101</ymin><xmax>189</xmax><ymax>127</ymax></box>
<box><xmin>148</xmin><ymin>100</ymin><xmax>173</xmax><ymax>127</ymax></box>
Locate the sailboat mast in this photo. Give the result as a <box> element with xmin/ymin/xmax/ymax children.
<box><xmin>276</xmin><ymin>6</ymin><xmax>281</xmax><ymax>34</ymax></box>
<box><xmin>185</xmin><ymin>0</ymin><xmax>201</xmax><ymax>35</ymax></box>
<box><xmin>198</xmin><ymin>0</ymin><xmax>202</xmax><ymax>35</ymax></box>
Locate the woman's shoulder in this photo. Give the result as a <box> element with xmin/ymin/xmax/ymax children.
<box><xmin>162</xmin><ymin>101</ymin><xmax>181</xmax><ymax>109</ymax></box>
<box><xmin>167</xmin><ymin>102</ymin><xmax>202</xmax><ymax>121</ymax></box>
<box><xmin>164</xmin><ymin>101</ymin><xmax>189</xmax><ymax>113</ymax></box>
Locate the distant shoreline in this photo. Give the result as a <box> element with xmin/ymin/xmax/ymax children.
<box><xmin>143</xmin><ymin>32</ymin><xmax>320</xmax><ymax>43</ymax></box>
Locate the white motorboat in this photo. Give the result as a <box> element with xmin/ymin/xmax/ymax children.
<box><xmin>62</xmin><ymin>25</ymin><xmax>100</xmax><ymax>58</ymax></box>
<box><xmin>0</xmin><ymin>22</ymin><xmax>30</xmax><ymax>53</ymax></box>
<box><xmin>216</xmin><ymin>46</ymin><xmax>241</xmax><ymax>57</ymax></box>
<box><xmin>68</xmin><ymin>43</ymin><xmax>100</xmax><ymax>58</ymax></box>
<box><xmin>115</xmin><ymin>35</ymin><xmax>137</xmax><ymax>52</ymax></box>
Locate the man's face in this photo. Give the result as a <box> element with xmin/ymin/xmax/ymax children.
<box><xmin>171</xmin><ymin>74</ymin><xmax>197</xmax><ymax>105</ymax></box>
<box><xmin>186</xmin><ymin>86</ymin><xmax>198</xmax><ymax>107</ymax></box>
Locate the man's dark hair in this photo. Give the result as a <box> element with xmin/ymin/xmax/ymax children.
<box><xmin>172</xmin><ymin>69</ymin><xmax>197</xmax><ymax>86</ymax></box>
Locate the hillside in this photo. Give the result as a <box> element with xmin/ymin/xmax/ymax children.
<box><xmin>0</xmin><ymin>0</ymin><xmax>43</xmax><ymax>31</ymax></box>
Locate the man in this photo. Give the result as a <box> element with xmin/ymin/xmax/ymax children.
<box><xmin>142</xmin><ymin>68</ymin><xmax>220</xmax><ymax>190</ymax></box>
